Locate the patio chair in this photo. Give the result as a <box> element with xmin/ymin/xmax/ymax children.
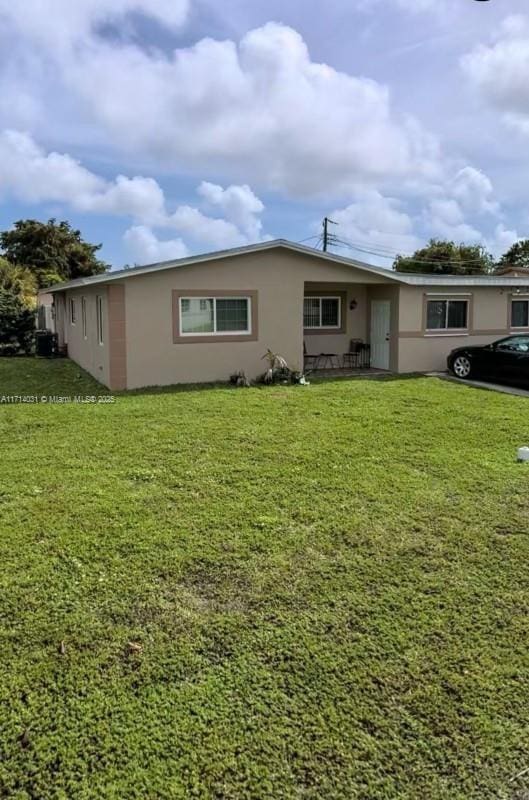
<box><xmin>342</xmin><ymin>339</ymin><xmax>365</xmax><ymax>369</ymax></box>
<box><xmin>303</xmin><ymin>341</ymin><xmax>318</xmax><ymax>371</ymax></box>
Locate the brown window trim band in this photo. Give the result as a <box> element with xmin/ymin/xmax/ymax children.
<box><xmin>399</xmin><ymin>329</ymin><xmax>509</xmax><ymax>339</ymax></box>
<box><xmin>303</xmin><ymin>290</ymin><xmax>347</xmax><ymax>336</ymax></box>
<box><xmin>108</xmin><ymin>284</ymin><xmax>127</xmax><ymax>391</ymax></box>
<box><xmin>172</xmin><ymin>289</ymin><xmax>258</xmax><ymax>344</ymax></box>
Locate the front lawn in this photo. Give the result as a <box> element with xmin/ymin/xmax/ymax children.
<box><xmin>1</xmin><ymin>358</ymin><xmax>529</xmax><ymax>799</ymax></box>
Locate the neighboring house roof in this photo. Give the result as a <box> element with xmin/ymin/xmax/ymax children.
<box><xmin>39</xmin><ymin>238</ymin><xmax>529</xmax><ymax>294</ymax></box>
<box><xmin>495</xmin><ymin>265</ymin><xmax>529</xmax><ymax>277</ymax></box>
<box><xmin>393</xmin><ymin>273</ymin><xmax>529</xmax><ymax>286</ymax></box>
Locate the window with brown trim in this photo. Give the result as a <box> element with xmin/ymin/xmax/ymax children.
<box><xmin>172</xmin><ymin>290</ymin><xmax>258</xmax><ymax>343</ymax></box>
<box><xmin>303</xmin><ymin>296</ymin><xmax>341</xmax><ymax>329</ymax></box>
<box><xmin>512</xmin><ymin>299</ymin><xmax>529</xmax><ymax>329</ymax></box>
<box><xmin>426</xmin><ymin>299</ymin><xmax>468</xmax><ymax>331</ymax></box>
<box><xmin>180</xmin><ymin>296</ymin><xmax>251</xmax><ymax>336</ymax></box>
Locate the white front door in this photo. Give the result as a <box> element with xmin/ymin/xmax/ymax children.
<box><xmin>370</xmin><ymin>300</ymin><xmax>391</xmax><ymax>370</ymax></box>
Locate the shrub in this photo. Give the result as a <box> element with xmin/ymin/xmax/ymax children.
<box><xmin>0</xmin><ymin>287</ymin><xmax>35</xmax><ymax>355</ymax></box>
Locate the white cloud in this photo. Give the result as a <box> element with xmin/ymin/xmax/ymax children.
<box><xmin>462</xmin><ymin>15</ymin><xmax>529</xmax><ymax>132</ymax></box>
<box><xmin>0</xmin><ymin>130</ymin><xmax>268</xmax><ymax>256</ymax></box>
<box><xmin>0</xmin><ymin>0</ymin><xmax>189</xmax><ymax>51</ymax></box>
<box><xmin>0</xmin><ymin>15</ymin><xmax>443</xmax><ymax>196</ymax></box>
<box><xmin>330</xmin><ymin>189</ymin><xmax>422</xmax><ymax>263</ymax></box>
<box><xmin>449</xmin><ymin>167</ymin><xmax>499</xmax><ymax>215</ymax></box>
<box><xmin>358</xmin><ymin>0</ymin><xmax>435</xmax><ymax>10</ymax></box>
<box><xmin>167</xmin><ymin>206</ymin><xmax>251</xmax><ymax>249</ymax></box>
<box><xmin>81</xmin><ymin>175</ymin><xmax>166</xmax><ymax>223</ymax></box>
<box><xmin>425</xmin><ymin>200</ymin><xmax>482</xmax><ymax>243</ymax></box>
<box><xmin>486</xmin><ymin>223</ymin><xmax>520</xmax><ymax>259</ymax></box>
<box><xmin>123</xmin><ymin>225</ymin><xmax>188</xmax><ymax>264</ymax></box>
<box><xmin>330</xmin><ymin>164</ymin><xmax>520</xmax><ymax>264</ymax></box>
<box><xmin>422</xmin><ymin>164</ymin><xmax>505</xmax><ymax>246</ymax></box>
<box><xmin>424</xmin><ymin>196</ymin><xmax>521</xmax><ymax>257</ymax></box>
<box><xmin>197</xmin><ymin>182</ymin><xmax>265</xmax><ymax>240</ymax></box>
<box><xmin>0</xmin><ymin>130</ymin><xmax>166</xmax><ymax>222</ymax></box>
<box><xmin>161</xmin><ymin>182</ymin><xmax>268</xmax><ymax>249</ymax></box>
<box><xmin>353</xmin><ymin>0</ymin><xmax>454</xmax><ymax>16</ymax></box>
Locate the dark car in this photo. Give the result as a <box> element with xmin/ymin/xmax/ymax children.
<box><xmin>447</xmin><ymin>335</ymin><xmax>529</xmax><ymax>385</ymax></box>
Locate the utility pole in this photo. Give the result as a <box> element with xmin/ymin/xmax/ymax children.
<box><xmin>322</xmin><ymin>217</ymin><xmax>337</xmax><ymax>252</ymax></box>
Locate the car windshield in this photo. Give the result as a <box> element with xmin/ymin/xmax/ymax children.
<box><xmin>494</xmin><ymin>336</ymin><xmax>529</xmax><ymax>353</ymax></box>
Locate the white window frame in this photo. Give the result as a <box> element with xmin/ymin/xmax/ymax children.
<box><xmin>425</xmin><ymin>298</ymin><xmax>469</xmax><ymax>332</ymax></box>
<box><xmin>179</xmin><ymin>296</ymin><xmax>252</xmax><ymax>337</ymax></box>
<box><xmin>69</xmin><ymin>297</ymin><xmax>76</xmax><ymax>325</ymax></box>
<box><xmin>81</xmin><ymin>296</ymin><xmax>87</xmax><ymax>339</ymax></box>
<box><xmin>303</xmin><ymin>296</ymin><xmax>341</xmax><ymax>330</ymax></box>
<box><xmin>511</xmin><ymin>298</ymin><xmax>529</xmax><ymax>330</ymax></box>
<box><xmin>96</xmin><ymin>295</ymin><xmax>104</xmax><ymax>345</ymax></box>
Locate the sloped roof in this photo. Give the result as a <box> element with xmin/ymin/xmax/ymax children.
<box><xmin>41</xmin><ymin>239</ymin><xmax>400</xmax><ymax>292</ymax></box>
<box><xmin>40</xmin><ymin>238</ymin><xmax>529</xmax><ymax>293</ymax></box>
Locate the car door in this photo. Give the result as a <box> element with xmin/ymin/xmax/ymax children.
<box><xmin>470</xmin><ymin>343</ymin><xmax>507</xmax><ymax>379</ymax></box>
<box><xmin>495</xmin><ymin>336</ymin><xmax>529</xmax><ymax>384</ymax></box>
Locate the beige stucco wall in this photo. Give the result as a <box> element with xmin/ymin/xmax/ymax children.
<box><xmin>62</xmin><ymin>286</ymin><xmax>110</xmax><ymax>386</ymax></box>
<box><xmin>124</xmin><ymin>249</ymin><xmax>394</xmax><ymax>389</ymax></box>
<box><xmin>398</xmin><ymin>334</ymin><xmax>508</xmax><ymax>374</ymax></box>
<box><xmin>397</xmin><ymin>284</ymin><xmax>515</xmax><ymax>373</ymax></box>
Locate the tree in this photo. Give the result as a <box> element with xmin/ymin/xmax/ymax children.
<box><xmin>0</xmin><ymin>260</ymin><xmax>36</xmax><ymax>354</ymax></box>
<box><xmin>0</xmin><ymin>219</ymin><xmax>109</xmax><ymax>289</ymax></box>
<box><xmin>0</xmin><ymin>258</ymin><xmax>37</xmax><ymax>308</ymax></box>
<box><xmin>393</xmin><ymin>239</ymin><xmax>495</xmax><ymax>275</ymax></box>
<box><xmin>496</xmin><ymin>239</ymin><xmax>529</xmax><ymax>272</ymax></box>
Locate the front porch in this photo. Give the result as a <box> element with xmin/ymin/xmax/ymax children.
<box><xmin>308</xmin><ymin>366</ymin><xmax>390</xmax><ymax>379</ymax></box>
<box><xmin>303</xmin><ymin>345</ymin><xmax>371</xmax><ymax>373</ymax></box>
<box><xmin>302</xmin><ymin>280</ymin><xmax>396</xmax><ymax>374</ymax></box>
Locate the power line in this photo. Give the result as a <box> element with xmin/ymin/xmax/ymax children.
<box><xmin>302</xmin><ymin>224</ymin><xmax>489</xmax><ymax>268</ymax></box>
<box><xmin>332</xmin><ymin>237</ymin><xmax>401</xmax><ymax>256</ymax></box>
<box><xmin>330</xmin><ymin>235</ymin><xmax>490</xmax><ymax>267</ymax></box>
<box><xmin>297</xmin><ymin>234</ymin><xmax>321</xmax><ymax>244</ymax></box>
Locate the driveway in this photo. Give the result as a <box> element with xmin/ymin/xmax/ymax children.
<box><xmin>429</xmin><ymin>372</ymin><xmax>529</xmax><ymax>398</ymax></box>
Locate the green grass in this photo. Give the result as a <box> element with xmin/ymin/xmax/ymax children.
<box><xmin>1</xmin><ymin>357</ymin><xmax>529</xmax><ymax>799</ymax></box>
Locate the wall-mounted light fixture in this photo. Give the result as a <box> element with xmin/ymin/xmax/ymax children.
<box><xmin>349</xmin><ymin>298</ymin><xmax>358</xmax><ymax>311</ymax></box>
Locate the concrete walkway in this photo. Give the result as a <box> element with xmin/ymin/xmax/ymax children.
<box><xmin>428</xmin><ymin>372</ymin><xmax>529</xmax><ymax>398</ymax></box>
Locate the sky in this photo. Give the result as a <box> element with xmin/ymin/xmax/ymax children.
<box><xmin>0</xmin><ymin>0</ymin><xmax>528</xmax><ymax>269</ymax></box>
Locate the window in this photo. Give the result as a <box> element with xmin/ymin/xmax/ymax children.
<box><xmin>96</xmin><ymin>295</ymin><xmax>104</xmax><ymax>345</ymax></box>
<box><xmin>81</xmin><ymin>297</ymin><xmax>87</xmax><ymax>339</ymax></box>
<box><xmin>69</xmin><ymin>298</ymin><xmax>76</xmax><ymax>325</ymax></box>
<box><xmin>180</xmin><ymin>297</ymin><xmax>251</xmax><ymax>336</ymax></box>
<box><xmin>426</xmin><ymin>299</ymin><xmax>468</xmax><ymax>331</ymax></box>
<box><xmin>512</xmin><ymin>299</ymin><xmax>529</xmax><ymax>329</ymax></box>
<box><xmin>303</xmin><ymin>296</ymin><xmax>341</xmax><ymax>329</ymax></box>
<box><xmin>497</xmin><ymin>336</ymin><xmax>529</xmax><ymax>353</ymax></box>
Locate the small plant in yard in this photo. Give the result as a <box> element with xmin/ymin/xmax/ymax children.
<box><xmin>229</xmin><ymin>370</ymin><xmax>251</xmax><ymax>388</ymax></box>
<box><xmin>260</xmin><ymin>348</ymin><xmax>305</xmax><ymax>385</ymax></box>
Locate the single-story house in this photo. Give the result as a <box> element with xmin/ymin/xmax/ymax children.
<box><xmin>39</xmin><ymin>239</ymin><xmax>529</xmax><ymax>390</ymax></box>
